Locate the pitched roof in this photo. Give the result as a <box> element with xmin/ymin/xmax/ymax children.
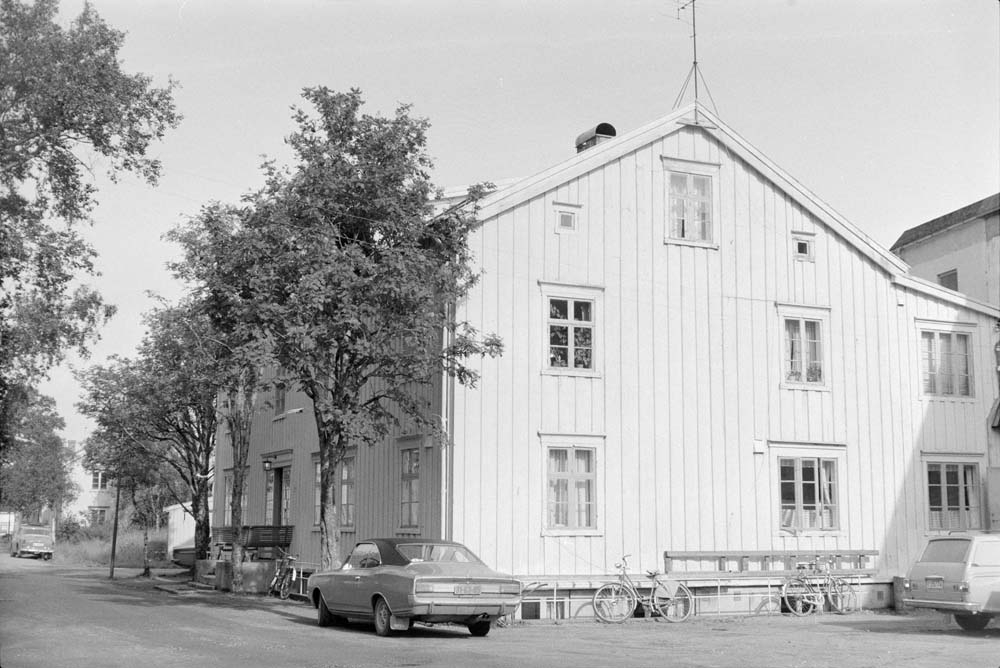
<box><xmin>474</xmin><ymin>103</ymin><xmax>999</xmax><ymax>319</ymax></box>
<box><xmin>890</xmin><ymin>192</ymin><xmax>1000</xmax><ymax>252</ymax></box>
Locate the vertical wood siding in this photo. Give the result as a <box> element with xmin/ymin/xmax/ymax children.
<box><xmin>450</xmin><ymin>124</ymin><xmax>1000</xmax><ymax>580</ymax></box>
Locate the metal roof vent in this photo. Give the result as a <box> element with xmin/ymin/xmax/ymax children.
<box><xmin>574</xmin><ymin>123</ymin><xmax>616</xmax><ymax>153</ymax></box>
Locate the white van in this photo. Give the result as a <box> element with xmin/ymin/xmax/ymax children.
<box><xmin>902</xmin><ymin>532</ymin><xmax>1000</xmax><ymax>631</ymax></box>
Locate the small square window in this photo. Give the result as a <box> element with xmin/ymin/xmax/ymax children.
<box><xmin>558</xmin><ymin>211</ymin><xmax>576</xmax><ymax>231</ymax></box>
<box><xmin>937</xmin><ymin>270</ymin><xmax>958</xmax><ymax>291</ymax></box>
<box><xmin>792</xmin><ymin>234</ymin><xmax>814</xmax><ymax>261</ymax></box>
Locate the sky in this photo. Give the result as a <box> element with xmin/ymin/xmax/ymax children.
<box><xmin>39</xmin><ymin>0</ymin><xmax>1000</xmax><ymax>442</ymax></box>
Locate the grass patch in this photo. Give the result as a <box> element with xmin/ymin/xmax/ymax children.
<box><xmin>54</xmin><ymin>529</ymin><xmax>172</xmax><ymax>568</ymax></box>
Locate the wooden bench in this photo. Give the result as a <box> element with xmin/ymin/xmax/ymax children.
<box><xmin>212</xmin><ymin>525</ymin><xmax>294</xmax><ymax>561</ymax></box>
<box><xmin>663</xmin><ymin>549</ymin><xmax>879</xmax><ymax>581</ymax></box>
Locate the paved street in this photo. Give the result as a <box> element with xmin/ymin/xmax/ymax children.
<box><xmin>1</xmin><ymin>554</ymin><xmax>997</xmax><ymax>668</ymax></box>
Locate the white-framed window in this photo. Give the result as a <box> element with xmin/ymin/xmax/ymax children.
<box><xmin>920</xmin><ymin>328</ymin><xmax>973</xmax><ymax>397</ymax></box>
<box><xmin>926</xmin><ymin>461</ymin><xmax>981</xmax><ymax>530</ymax></box>
<box><xmin>340</xmin><ymin>455</ymin><xmax>356</xmax><ymax>529</ymax></box>
<box><xmin>553</xmin><ymin>201</ymin><xmax>582</xmax><ymax>234</ymax></box>
<box><xmin>777</xmin><ymin>304</ymin><xmax>830</xmax><ymax>389</ymax></box>
<box><xmin>313</xmin><ymin>459</ymin><xmax>321</xmax><ymax>526</ymax></box>
<box><xmin>91</xmin><ymin>470</ymin><xmax>108</xmax><ymax>490</ymax></box>
<box><xmin>540</xmin><ymin>282</ymin><xmax>603</xmax><ymax>376</ymax></box>
<box><xmin>661</xmin><ymin>157</ymin><xmax>721</xmax><ymax>247</ymax></box>
<box><xmin>541</xmin><ymin>434</ymin><xmax>603</xmax><ymax>535</ymax></box>
<box><xmin>89</xmin><ymin>507</ymin><xmax>108</xmax><ymax>525</ymax></box>
<box><xmin>400</xmin><ymin>447</ymin><xmax>420</xmax><ymax>530</ymax></box>
<box><xmin>273</xmin><ymin>382</ymin><xmax>286</xmax><ymax>415</ymax></box>
<box><xmin>779</xmin><ymin>456</ymin><xmax>839</xmax><ymax>531</ymax></box>
<box><xmin>791</xmin><ymin>232</ymin><xmax>815</xmax><ymax>261</ymax></box>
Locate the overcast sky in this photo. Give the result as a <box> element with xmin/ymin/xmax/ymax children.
<box><xmin>42</xmin><ymin>0</ymin><xmax>1000</xmax><ymax>442</ymax></box>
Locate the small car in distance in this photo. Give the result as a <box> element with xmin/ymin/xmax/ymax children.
<box><xmin>902</xmin><ymin>532</ymin><xmax>1000</xmax><ymax>631</ymax></box>
<box><xmin>11</xmin><ymin>524</ymin><xmax>54</xmax><ymax>560</ymax></box>
<box><xmin>307</xmin><ymin>538</ymin><xmax>522</xmax><ymax>637</ymax></box>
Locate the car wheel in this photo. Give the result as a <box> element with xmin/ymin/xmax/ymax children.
<box><xmin>317</xmin><ymin>594</ymin><xmax>335</xmax><ymax>627</ymax></box>
<box><xmin>373</xmin><ymin>597</ymin><xmax>393</xmax><ymax>637</ymax></box>
<box><xmin>468</xmin><ymin>620</ymin><xmax>491</xmax><ymax>637</ymax></box>
<box><xmin>954</xmin><ymin>614</ymin><xmax>991</xmax><ymax>631</ymax></box>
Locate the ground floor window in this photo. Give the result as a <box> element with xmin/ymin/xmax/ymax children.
<box><xmin>779</xmin><ymin>457</ymin><xmax>839</xmax><ymax>531</ymax></box>
<box><xmin>264</xmin><ymin>466</ymin><xmax>291</xmax><ymax>525</ymax></box>
<box><xmin>340</xmin><ymin>455</ymin><xmax>356</xmax><ymax>528</ymax></box>
<box><xmin>400</xmin><ymin>447</ymin><xmax>420</xmax><ymax>529</ymax></box>
<box><xmin>926</xmin><ymin>462</ymin><xmax>981</xmax><ymax>530</ymax></box>
<box><xmin>547</xmin><ymin>446</ymin><xmax>596</xmax><ymax>530</ymax></box>
<box><xmin>88</xmin><ymin>507</ymin><xmax>108</xmax><ymax>525</ymax></box>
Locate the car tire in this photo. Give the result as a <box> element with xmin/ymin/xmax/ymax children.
<box><xmin>468</xmin><ymin>620</ymin><xmax>491</xmax><ymax>637</ymax></box>
<box><xmin>954</xmin><ymin>614</ymin><xmax>991</xmax><ymax>631</ymax></box>
<box><xmin>317</xmin><ymin>594</ymin><xmax>335</xmax><ymax>627</ymax></box>
<box><xmin>373</xmin><ymin>597</ymin><xmax>394</xmax><ymax>637</ymax></box>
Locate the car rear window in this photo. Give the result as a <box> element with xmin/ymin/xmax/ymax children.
<box><xmin>396</xmin><ymin>543</ymin><xmax>480</xmax><ymax>564</ymax></box>
<box><xmin>919</xmin><ymin>539</ymin><xmax>971</xmax><ymax>563</ymax></box>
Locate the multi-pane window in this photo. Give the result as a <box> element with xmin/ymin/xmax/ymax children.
<box><xmin>779</xmin><ymin>457</ymin><xmax>838</xmax><ymax>531</ymax></box>
<box><xmin>921</xmin><ymin>330</ymin><xmax>972</xmax><ymax>396</ymax></box>
<box><xmin>223</xmin><ymin>471</ymin><xmax>247</xmax><ymax>525</ymax></box>
<box><xmin>341</xmin><ymin>456</ymin><xmax>356</xmax><ymax>528</ymax></box>
<box><xmin>89</xmin><ymin>507</ymin><xmax>108</xmax><ymax>524</ymax></box>
<box><xmin>400</xmin><ymin>448</ymin><xmax>420</xmax><ymax>529</ymax></box>
<box><xmin>548</xmin><ymin>298</ymin><xmax>594</xmax><ymax>370</ymax></box>
<box><xmin>273</xmin><ymin>383</ymin><xmax>286</xmax><ymax>415</ymax></box>
<box><xmin>927</xmin><ymin>463</ymin><xmax>981</xmax><ymax>530</ymax></box>
<box><xmin>784</xmin><ymin>318</ymin><xmax>823</xmax><ymax>384</ymax></box>
<box><xmin>668</xmin><ymin>171</ymin><xmax>712</xmax><ymax>242</ymax></box>
<box><xmin>547</xmin><ymin>447</ymin><xmax>596</xmax><ymax>530</ymax></box>
<box><xmin>313</xmin><ymin>461</ymin><xmax>321</xmax><ymax>526</ymax></box>
<box><xmin>91</xmin><ymin>471</ymin><xmax>108</xmax><ymax>490</ymax></box>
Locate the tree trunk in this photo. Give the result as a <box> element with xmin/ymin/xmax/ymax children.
<box><xmin>141</xmin><ymin>525</ymin><xmax>150</xmax><ymax>577</ymax></box>
<box><xmin>316</xmin><ymin>417</ymin><xmax>344</xmax><ymax>572</ymax></box>
<box><xmin>191</xmin><ymin>485</ymin><xmax>211</xmax><ymax>561</ymax></box>
<box><xmin>227</xmin><ymin>378</ymin><xmax>255</xmax><ymax>593</ymax></box>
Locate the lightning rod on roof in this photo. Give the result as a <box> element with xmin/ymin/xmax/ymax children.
<box><xmin>672</xmin><ymin>0</ymin><xmax>719</xmax><ymax>122</ymax></box>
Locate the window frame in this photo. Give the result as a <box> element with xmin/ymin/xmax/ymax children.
<box><xmin>791</xmin><ymin>231</ymin><xmax>815</xmax><ymax>262</ymax></box>
<box><xmin>936</xmin><ymin>269</ymin><xmax>958</xmax><ymax>291</ymax></box>
<box><xmin>91</xmin><ymin>470</ymin><xmax>108</xmax><ymax>490</ymax></box>
<box><xmin>660</xmin><ymin>156</ymin><xmax>722</xmax><ymax>249</ymax></box>
<box><xmin>552</xmin><ymin>201</ymin><xmax>582</xmax><ymax>234</ymax></box>
<box><xmin>272</xmin><ymin>382</ymin><xmax>286</xmax><ymax>417</ymax></box>
<box><xmin>770</xmin><ymin>443</ymin><xmax>846</xmax><ymax>537</ymax></box>
<box><xmin>340</xmin><ymin>453</ymin><xmax>356</xmax><ymax>530</ymax></box>
<box><xmin>539</xmin><ymin>282</ymin><xmax>603</xmax><ymax>378</ymax></box>
<box><xmin>540</xmin><ymin>434</ymin><xmax>604</xmax><ymax>537</ymax></box>
<box><xmin>923</xmin><ymin>458</ymin><xmax>983</xmax><ymax>532</ymax></box>
<box><xmin>917</xmin><ymin>321</ymin><xmax>975</xmax><ymax>400</ymax></box>
<box><xmin>88</xmin><ymin>507</ymin><xmax>109</xmax><ymax>525</ymax></box>
<box><xmin>222</xmin><ymin>468</ymin><xmax>248</xmax><ymax>526</ymax></box>
<box><xmin>776</xmin><ymin>303</ymin><xmax>831</xmax><ymax>391</ymax></box>
<box><xmin>397</xmin><ymin>437</ymin><xmax>424</xmax><ymax>534</ymax></box>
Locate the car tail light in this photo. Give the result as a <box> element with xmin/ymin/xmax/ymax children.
<box><xmin>902</xmin><ymin>579</ymin><xmax>911</xmax><ymax>591</ymax></box>
<box><xmin>414</xmin><ymin>581</ymin><xmax>453</xmax><ymax>594</ymax></box>
<box><xmin>957</xmin><ymin>582</ymin><xmax>970</xmax><ymax>593</ymax></box>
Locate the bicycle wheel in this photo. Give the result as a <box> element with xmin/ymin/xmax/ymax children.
<box><xmin>651</xmin><ymin>580</ymin><xmax>693</xmax><ymax>622</ymax></box>
<box><xmin>278</xmin><ymin>571</ymin><xmax>292</xmax><ymax>600</ymax></box>
<box><xmin>826</xmin><ymin>577</ymin><xmax>855</xmax><ymax>613</ymax></box>
<box><xmin>782</xmin><ymin>577</ymin><xmax>819</xmax><ymax>616</ymax></box>
<box><xmin>593</xmin><ymin>583</ymin><xmax>637</xmax><ymax>623</ymax></box>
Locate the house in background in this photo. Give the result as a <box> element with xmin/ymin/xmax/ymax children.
<box><xmin>890</xmin><ymin>193</ymin><xmax>1000</xmax><ymax>306</ymax></box>
<box><xmin>63</xmin><ymin>440</ymin><xmax>116</xmax><ymax>525</ymax></box>
<box><xmin>212</xmin><ymin>102</ymin><xmax>1000</xmax><ymax>617</ymax></box>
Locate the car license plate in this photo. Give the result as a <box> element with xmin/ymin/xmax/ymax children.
<box><xmin>926</xmin><ymin>579</ymin><xmax>943</xmax><ymax>590</ymax></box>
<box><xmin>454</xmin><ymin>584</ymin><xmax>481</xmax><ymax>596</ymax></box>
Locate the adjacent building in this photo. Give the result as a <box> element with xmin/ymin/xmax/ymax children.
<box><xmin>212</xmin><ymin>103</ymin><xmax>1000</xmax><ymax>615</ymax></box>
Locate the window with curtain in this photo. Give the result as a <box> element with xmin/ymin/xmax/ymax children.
<box><xmin>547</xmin><ymin>447</ymin><xmax>596</xmax><ymax>530</ymax></box>
<box><xmin>779</xmin><ymin>457</ymin><xmax>838</xmax><ymax>530</ymax></box>
<box><xmin>340</xmin><ymin>456</ymin><xmax>356</xmax><ymax>528</ymax></box>
<box><xmin>784</xmin><ymin>317</ymin><xmax>823</xmax><ymax>384</ymax></box>
<box><xmin>668</xmin><ymin>171</ymin><xmax>713</xmax><ymax>242</ymax></box>
<box><xmin>927</xmin><ymin>462</ymin><xmax>981</xmax><ymax>530</ymax></box>
<box><xmin>921</xmin><ymin>330</ymin><xmax>972</xmax><ymax>396</ymax></box>
<box><xmin>400</xmin><ymin>448</ymin><xmax>420</xmax><ymax>529</ymax></box>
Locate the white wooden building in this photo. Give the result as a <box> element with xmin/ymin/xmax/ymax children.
<box><xmin>213</xmin><ymin>103</ymin><xmax>1000</xmax><ymax>614</ymax></box>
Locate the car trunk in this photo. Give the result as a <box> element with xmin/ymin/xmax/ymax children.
<box><xmin>907</xmin><ymin>538</ymin><xmax>970</xmax><ymax>604</ymax></box>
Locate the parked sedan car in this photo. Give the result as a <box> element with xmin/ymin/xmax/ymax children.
<box><xmin>307</xmin><ymin>538</ymin><xmax>522</xmax><ymax>637</ymax></box>
<box><xmin>10</xmin><ymin>524</ymin><xmax>54</xmax><ymax>560</ymax></box>
<box><xmin>902</xmin><ymin>532</ymin><xmax>1000</xmax><ymax>631</ymax></box>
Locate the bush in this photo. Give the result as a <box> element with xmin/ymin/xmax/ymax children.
<box><xmin>54</xmin><ymin>529</ymin><xmax>171</xmax><ymax>568</ymax></box>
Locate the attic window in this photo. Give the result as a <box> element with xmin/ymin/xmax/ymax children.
<box><xmin>553</xmin><ymin>201</ymin><xmax>582</xmax><ymax>234</ymax></box>
<box><xmin>661</xmin><ymin>157</ymin><xmax>721</xmax><ymax>248</ymax></box>
<box><xmin>937</xmin><ymin>269</ymin><xmax>958</xmax><ymax>291</ymax></box>
<box><xmin>792</xmin><ymin>232</ymin><xmax>815</xmax><ymax>261</ymax></box>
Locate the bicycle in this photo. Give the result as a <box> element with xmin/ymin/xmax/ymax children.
<box><xmin>780</xmin><ymin>559</ymin><xmax>854</xmax><ymax>616</ymax></box>
<box><xmin>268</xmin><ymin>547</ymin><xmax>298</xmax><ymax>600</ymax></box>
<box><xmin>592</xmin><ymin>554</ymin><xmax>694</xmax><ymax>623</ymax></box>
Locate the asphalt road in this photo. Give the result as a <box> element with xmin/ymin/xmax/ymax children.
<box><xmin>1</xmin><ymin>553</ymin><xmax>998</xmax><ymax>668</ymax></box>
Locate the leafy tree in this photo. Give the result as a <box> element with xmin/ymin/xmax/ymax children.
<box><xmin>77</xmin><ymin>302</ymin><xmax>218</xmax><ymax>560</ymax></box>
<box><xmin>169</xmin><ymin>204</ymin><xmax>269</xmax><ymax>591</ymax></box>
<box><xmin>174</xmin><ymin>88</ymin><xmax>501</xmax><ymax>570</ymax></box>
<box><xmin>0</xmin><ymin>389</ymin><xmax>77</xmax><ymax>517</ymax></box>
<box><xmin>0</xmin><ymin>0</ymin><xmax>180</xmax><ymax>452</ymax></box>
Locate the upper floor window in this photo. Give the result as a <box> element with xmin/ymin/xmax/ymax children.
<box><xmin>937</xmin><ymin>269</ymin><xmax>958</xmax><ymax>291</ymax></box>
<box><xmin>661</xmin><ymin>157</ymin><xmax>721</xmax><ymax>247</ymax></box>
<box><xmin>273</xmin><ymin>383</ymin><xmax>286</xmax><ymax>415</ymax></box>
<box><xmin>920</xmin><ymin>330</ymin><xmax>972</xmax><ymax>397</ymax></box>
<box><xmin>784</xmin><ymin>317</ymin><xmax>824</xmax><ymax>385</ymax></box>
<box><xmin>91</xmin><ymin>471</ymin><xmax>108</xmax><ymax>490</ymax></box>
<box><xmin>548</xmin><ymin>298</ymin><xmax>594</xmax><ymax>370</ymax></box>
<box><xmin>791</xmin><ymin>232</ymin><xmax>815</xmax><ymax>261</ymax></box>
<box><xmin>553</xmin><ymin>201</ymin><xmax>582</xmax><ymax>234</ymax></box>
<box><xmin>926</xmin><ymin>462</ymin><xmax>981</xmax><ymax>530</ymax></box>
